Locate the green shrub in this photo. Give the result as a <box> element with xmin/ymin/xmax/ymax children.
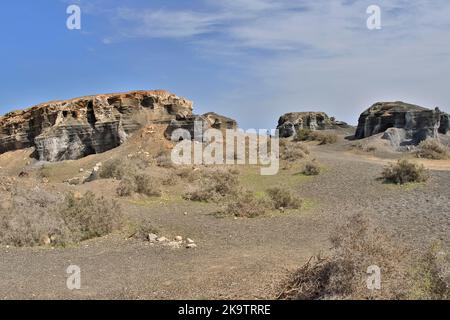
<box><xmin>381</xmin><ymin>159</ymin><xmax>428</xmax><ymax>184</ymax></box>
<box><xmin>294</xmin><ymin>129</ymin><xmax>337</xmax><ymax>145</ymax></box>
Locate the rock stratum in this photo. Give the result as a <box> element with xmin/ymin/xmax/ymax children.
<box><xmin>355</xmin><ymin>102</ymin><xmax>449</xmax><ymax>146</ymax></box>
<box><xmin>0</xmin><ymin>90</ymin><xmax>236</xmax><ymax>162</ymax></box>
<box><xmin>277</xmin><ymin>112</ymin><xmax>348</xmax><ymax>138</ymax></box>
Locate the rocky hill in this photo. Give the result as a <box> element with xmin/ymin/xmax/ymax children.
<box><xmin>0</xmin><ymin>90</ymin><xmax>236</xmax><ymax>162</ymax></box>
<box><xmin>355</xmin><ymin>102</ymin><xmax>449</xmax><ymax>146</ymax></box>
<box><xmin>277</xmin><ymin>112</ymin><xmax>348</xmax><ymax>138</ymax></box>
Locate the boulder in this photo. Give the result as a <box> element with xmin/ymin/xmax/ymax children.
<box><xmin>277</xmin><ymin>112</ymin><xmax>348</xmax><ymax>138</ymax></box>
<box><xmin>355</xmin><ymin>102</ymin><xmax>449</xmax><ymax>145</ymax></box>
<box><xmin>0</xmin><ymin>90</ymin><xmax>193</xmax><ymax>162</ymax></box>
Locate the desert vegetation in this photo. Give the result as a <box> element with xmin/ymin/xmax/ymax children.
<box><xmin>302</xmin><ymin>160</ymin><xmax>321</xmax><ymax>176</ymax></box>
<box><xmin>278</xmin><ymin>214</ymin><xmax>450</xmax><ymax>300</ymax></box>
<box><xmin>0</xmin><ymin>186</ymin><xmax>123</xmax><ymax>247</ymax></box>
<box><xmin>381</xmin><ymin>159</ymin><xmax>428</xmax><ymax>185</ymax></box>
<box><xmin>416</xmin><ymin>139</ymin><xmax>450</xmax><ymax>160</ymax></box>
<box><xmin>294</xmin><ymin>129</ymin><xmax>338</xmax><ymax>145</ymax></box>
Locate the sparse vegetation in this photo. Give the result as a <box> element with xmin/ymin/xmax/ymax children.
<box><xmin>117</xmin><ymin>174</ymin><xmax>162</xmax><ymax>197</ymax></box>
<box><xmin>294</xmin><ymin>129</ymin><xmax>337</xmax><ymax>145</ymax></box>
<box><xmin>381</xmin><ymin>159</ymin><xmax>428</xmax><ymax>184</ymax></box>
<box><xmin>278</xmin><ymin>214</ymin><xmax>410</xmax><ymax>300</ymax></box>
<box><xmin>183</xmin><ymin>167</ymin><xmax>239</xmax><ymax>202</ymax></box>
<box><xmin>281</xmin><ymin>142</ymin><xmax>310</xmax><ymax>162</ymax></box>
<box><xmin>0</xmin><ymin>187</ymin><xmax>123</xmax><ymax>247</ymax></box>
<box><xmin>222</xmin><ymin>190</ymin><xmax>271</xmax><ymax>218</ymax></box>
<box><xmin>417</xmin><ymin>139</ymin><xmax>449</xmax><ymax>160</ymax></box>
<box><xmin>267</xmin><ymin>187</ymin><xmax>302</xmax><ymax>210</ymax></box>
<box><xmin>302</xmin><ymin>160</ymin><xmax>321</xmax><ymax>176</ymax></box>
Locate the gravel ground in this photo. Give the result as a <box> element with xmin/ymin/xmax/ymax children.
<box><xmin>0</xmin><ymin>141</ymin><xmax>448</xmax><ymax>300</ymax></box>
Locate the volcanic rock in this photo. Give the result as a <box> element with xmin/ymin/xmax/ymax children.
<box><xmin>355</xmin><ymin>102</ymin><xmax>449</xmax><ymax>146</ymax></box>
<box><xmin>277</xmin><ymin>112</ymin><xmax>347</xmax><ymax>138</ymax></box>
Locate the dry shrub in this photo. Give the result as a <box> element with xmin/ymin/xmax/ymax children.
<box><xmin>135</xmin><ymin>174</ymin><xmax>162</xmax><ymax>197</ymax></box>
<box><xmin>59</xmin><ymin>191</ymin><xmax>123</xmax><ymax>242</ymax></box>
<box><xmin>281</xmin><ymin>142</ymin><xmax>310</xmax><ymax>162</ymax></box>
<box><xmin>352</xmin><ymin>143</ymin><xmax>377</xmax><ymax>153</ymax></box>
<box><xmin>278</xmin><ymin>214</ymin><xmax>410</xmax><ymax>300</ymax></box>
<box><xmin>266</xmin><ymin>187</ymin><xmax>302</xmax><ymax>210</ymax></box>
<box><xmin>410</xmin><ymin>243</ymin><xmax>450</xmax><ymax>300</ymax></box>
<box><xmin>302</xmin><ymin>160</ymin><xmax>321</xmax><ymax>176</ymax></box>
<box><xmin>294</xmin><ymin>129</ymin><xmax>337</xmax><ymax>145</ymax></box>
<box><xmin>0</xmin><ymin>186</ymin><xmax>123</xmax><ymax>247</ymax></box>
<box><xmin>381</xmin><ymin>159</ymin><xmax>428</xmax><ymax>184</ymax></box>
<box><xmin>162</xmin><ymin>172</ymin><xmax>179</xmax><ymax>186</ymax></box>
<box><xmin>417</xmin><ymin>139</ymin><xmax>449</xmax><ymax>160</ymax></box>
<box><xmin>117</xmin><ymin>174</ymin><xmax>162</xmax><ymax>197</ymax></box>
<box><xmin>117</xmin><ymin>176</ymin><xmax>137</xmax><ymax>197</ymax></box>
<box><xmin>99</xmin><ymin>157</ymin><xmax>147</xmax><ymax>180</ymax></box>
<box><xmin>183</xmin><ymin>167</ymin><xmax>239</xmax><ymax>202</ymax></box>
<box><xmin>222</xmin><ymin>190</ymin><xmax>271</xmax><ymax>218</ymax></box>
<box><xmin>155</xmin><ymin>149</ymin><xmax>175</xmax><ymax>168</ymax></box>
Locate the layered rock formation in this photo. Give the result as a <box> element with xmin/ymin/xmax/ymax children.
<box><xmin>164</xmin><ymin>112</ymin><xmax>237</xmax><ymax>141</ymax></box>
<box><xmin>355</xmin><ymin>102</ymin><xmax>449</xmax><ymax>146</ymax></box>
<box><xmin>0</xmin><ymin>90</ymin><xmax>236</xmax><ymax>162</ymax></box>
<box><xmin>277</xmin><ymin>112</ymin><xmax>348</xmax><ymax>138</ymax></box>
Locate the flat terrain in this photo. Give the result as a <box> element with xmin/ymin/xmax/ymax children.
<box><xmin>0</xmin><ymin>135</ymin><xmax>449</xmax><ymax>300</ymax></box>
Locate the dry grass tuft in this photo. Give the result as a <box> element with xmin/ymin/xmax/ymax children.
<box><xmin>302</xmin><ymin>160</ymin><xmax>321</xmax><ymax>176</ymax></box>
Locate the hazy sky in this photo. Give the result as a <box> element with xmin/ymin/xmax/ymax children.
<box><xmin>1</xmin><ymin>0</ymin><xmax>450</xmax><ymax>128</ymax></box>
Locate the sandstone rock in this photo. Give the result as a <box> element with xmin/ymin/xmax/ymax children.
<box><xmin>0</xmin><ymin>90</ymin><xmax>193</xmax><ymax>162</ymax></box>
<box><xmin>156</xmin><ymin>236</ymin><xmax>168</xmax><ymax>242</ymax></box>
<box><xmin>355</xmin><ymin>102</ymin><xmax>449</xmax><ymax>145</ymax></box>
<box><xmin>277</xmin><ymin>112</ymin><xmax>347</xmax><ymax>138</ymax></box>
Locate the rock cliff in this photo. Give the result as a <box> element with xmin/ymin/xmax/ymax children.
<box><xmin>355</xmin><ymin>102</ymin><xmax>449</xmax><ymax>146</ymax></box>
<box><xmin>0</xmin><ymin>90</ymin><xmax>203</xmax><ymax>161</ymax></box>
<box><xmin>277</xmin><ymin>112</ymin><xmax>348</xmax><ymax>138</ymax></box>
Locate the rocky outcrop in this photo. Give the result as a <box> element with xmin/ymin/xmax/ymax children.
<box><xmin>0</xmin><ymin>90</ymin><xmax>194</xmax><ymax>161</ymax></box>
<box><xmin>164</xmin><ymin>112</ymin><xmax>237</xmax><ymax>141</ymax></box>
<box><xmin>355</xmin><ymin>102</ymin><xmax>449</xmax><ymax>146</ymax></box>
<box><xmin>277</xmin><ymin>112</ymin><xmax>348</xmax><ymax>138</ymax></box>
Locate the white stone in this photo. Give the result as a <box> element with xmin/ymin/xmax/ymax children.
<box><xmin>186</xmin><ymin>243</ymin><xmax>197</xmax><ymax>249</ymax></box>
<box><xmin>175</xmin><ymin>236</ymin><xmax>183</xmax><ymax>242</ymax></box>
<box><xmin>148</xmin><ymin>233</ymin><xmax>158</xmax><ymax>242</ymax></box>
<box><xmin>186</xmin><ymin>238</ymin><xmax>195</xmax><ymax>244</ymax></box>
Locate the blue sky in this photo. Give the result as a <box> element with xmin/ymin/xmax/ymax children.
<box><xmin>1</xmin><ymin>0</ymin><xmax>450</xmax><ymax>128</ymax></box>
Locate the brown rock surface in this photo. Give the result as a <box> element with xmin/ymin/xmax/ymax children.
<box><xmin>0</xmin><ymin>90</ymin><xmax>194</xmax><ymax>161</ymax></box>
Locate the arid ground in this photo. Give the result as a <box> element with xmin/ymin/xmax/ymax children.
<box><xmin>0</xmin><ymin>128</ymin><xmax>449</xmax><ymax>300</ymax></box>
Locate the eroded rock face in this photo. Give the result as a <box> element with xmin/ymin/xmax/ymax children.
<box><xmin>0</xmin><ymin>90</ymin><xmax>193</xmax><ymax>161</ymax></box>
<box><xmin>164</xmin><ymin>112</ymin><xmax>237</xmax><ymax>141</ymax></box>
<box><xmin>355</xmin><ymin>102</ymin><xmax>449</xmax><ymax>146</ymax></box>
<box><xmin>277</xmin><ymin>112</ymin><xmax>348</xmax><ymax>138</ymax></box>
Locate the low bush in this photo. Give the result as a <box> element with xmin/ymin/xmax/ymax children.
<box><xmin>381</xmin><ymin>159</ymin><xmax>428</xmax><ymax>184</ymax></box>
<box><xmin>294</xmin><ymin>129</ymin><xmax>337</xmax><ymax>145</ymax></box>
<box><xmin>222</xmin><ymin>190</ymin><xmax>271</xmax><ymax>218</ymax></box>
<box><xmin>266</xmin><ymin>187</ymin><xmax>302</xmax><ymax>210</ymax></box>
<box><xmin>0</xmin><ymin>187</ymin><xmax>123</xmax><ymax>247</ymax></box>
<box><xmin>183</xmin><ymin>168</ymin><xmax>239</xmax><ymax>202</ymax></box>
<box><xmin>281</xmin><ymin>143</ymin><xmax>310</xmax><ymax>162</ymax></box>
<box><xmin>417</xmin><ymin>139</ymin><xmax>449</xmax><ymax>160</ymax></box>
<box><xmin>278</xmin><ymin>214</ymin><xmax>410</xmax><ymax>300</ymax></box>
<box><xmin>302</xmin><ymin>161</ymin><xmax>321</xmax><ymax>176</ymax></box>
<box><xmin>117</xmin><ymin>174</ymin><xmax>162</xmax><ymax>197</ymax></box>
